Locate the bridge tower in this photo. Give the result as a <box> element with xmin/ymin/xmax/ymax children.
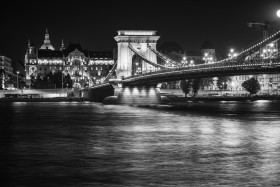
<box><xmin>114</xmin><ymin>30</ymin><xmax>160</xmax><ymax>78</ymax></box>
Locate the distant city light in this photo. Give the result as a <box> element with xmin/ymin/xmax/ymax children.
<box><xmin>277</xmin><ymin>10</ymin><xmax>280</xmax><ymax>17</ymax></box>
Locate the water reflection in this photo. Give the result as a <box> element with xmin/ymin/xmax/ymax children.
<box><xmin>1</xmin><ymin>101</ymin><xmax>280</xmax><ymax>186</ymax></box>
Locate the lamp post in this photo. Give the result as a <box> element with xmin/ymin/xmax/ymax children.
<box><xmin>203</xmin><ymin>53</ymin><xmax>213</xmax><ymax>64</ymax></box>
<box><xmin>261</xmin><ymin>42</ymin><xmax>277</xmax><ymax>59</ymax></box>
<box><xmin>181</xmin><ymin>56</ymin><xmax>188</xmax><ymax>67</ymax></box>
<box><xmin>228</xmin><ymin>48</ymin><xmax>237</xmax><ymax>59</ymax></box>
<box><xmin>16</xmin><ymin>71</ymin><xmax>19</xmax><ymax>89</ymax></box>
<box><xmin>61</xmin><ymin>70</ymin><xmax>64</xmax><ymax>89</ymax></box>
<box><xmin>190</xmin><ymin>60</ymin><xmax>194</xmax><ymax>67</ymax></box>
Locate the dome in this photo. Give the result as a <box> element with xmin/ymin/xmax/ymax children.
<box><xmin>40</xmin><ymin>43</ymin><xmax>55</xmax><ymax>50</ymax></box>
<box><xmin>201</xmin><ymin>41</ymin><xmax>214</xmax><ymax>49</ymax></box>
<box><xmin>40</xmin><ymin>29</ymin><xmax>55</xmax><ymax>50</ymax></box>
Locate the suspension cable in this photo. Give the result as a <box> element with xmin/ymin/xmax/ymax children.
<box><xmin>147</xmin><ymin>44</ymin><xmax>180</xmax><ymax>67</ymax></box>
<box><xmin>128</xmin><ymin>44</ymin><xmax>169</xmax><ymax>69</ymax></box>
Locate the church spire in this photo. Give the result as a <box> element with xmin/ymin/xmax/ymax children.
<box><xmin>44</xmin><ymin>28</ymin><xmax>50</xmax><ymax>44</ymax></box>
<box><xmin>60</xmin><ymin>39</ymin><xmax>65</xmax><ymax>51</ymax></box>
<box><xmin>40</xmin><ymin>28</ymin><xmax>55</xmax><ymax>50</ymax></box>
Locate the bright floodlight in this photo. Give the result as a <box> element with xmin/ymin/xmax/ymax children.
<box><xmin>277</xmin><ymin>10</ymin><xmax>280</xmax><ymax>17</ymax></box>
<box><xmin>269</xmin><ymin>43</ymin><xmax>274</xmax><ymax>47</ymax></box>
<box><xmin>183</xmin><ymin>57</ymin><xmax>186</xmax><ymax>60</ymax></box>
<box><xmin>230</xmin><ymin>48</ymin><xmax>234</xmax><ymax>53</ymax></box>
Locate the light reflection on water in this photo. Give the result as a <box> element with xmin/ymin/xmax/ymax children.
<box><xmin>1</xmin><ymin>101</ymin><xmax>280</xmax><ymax>186</ymax></box>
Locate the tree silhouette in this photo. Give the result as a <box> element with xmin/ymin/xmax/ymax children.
<box><xmin>192</xmin><ymin>78</ymin><xmax>201</xmax><ymax>97</ymax></box>
<box><xmin>180</xmin><ymin>79</ymin><xmax>191</xmax><ymax>97</ymax></box>
<box><xmin>200</xmin><ymin>77</ymin><xmax>213</xmax><ymax>90</ymax></box>
<box><xmin>241</xmin><ymin>77</ymin><xmax>260</xmax><ymax>95</ymax></box>
<box><xmin>217</xmin><ymin>76</ymin><xmax>231</xmax><ymax>90</ymax></box>
<box><xmin>65</xmin><ymin>73</ymin><xmax>73</xmax><ymax>88</ymax></box>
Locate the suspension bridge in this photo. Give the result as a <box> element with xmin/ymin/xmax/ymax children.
<box><xmin>84</xmin><ymin>29</ymin><xmax>280</xmax><ymax>104</ymax></box>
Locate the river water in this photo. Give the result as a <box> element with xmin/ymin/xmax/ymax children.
<box><xmin>1</xmin><ymin>101</ymin><xmax>280</xmax><ymax>186</ymax></box>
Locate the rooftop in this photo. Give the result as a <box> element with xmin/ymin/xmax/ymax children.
<box><xmin>117</xmin><ymin>30</ymin><xmax>157</xmax><ymax>36</ymax></box>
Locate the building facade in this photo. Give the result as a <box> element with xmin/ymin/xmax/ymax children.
<box><xmin>229</xmin><ymin>39</ymin><xmax>280</xmax><ymax>93</ymax></box>
<box><xmin>25</xmin><ymin>29</ymin><xmax>115</xmax><ymax>88</ymax></box>
<box><xmin>158</xmin><ymin>40</ymin><xmax>280</xmax><ymax>93</ymax></box>
<box><xmin>0</xmin><ymin>55</ymin><xmax>13</xmax><ymax>89</ymax></box>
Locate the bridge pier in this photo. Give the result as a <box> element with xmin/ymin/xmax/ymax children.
<box><xmin>116</xmin><ymin>85</ymin><xmax>161</xmax><ymax>105</ymax></box>
<box><xmin>102</xmin><ymin>82</ymin><xmax>162</xmax><ymax>104</ymax></box>
<box><xmin>88</xmin><ymin>82</ymin><xmax>163</xmax><ymax>105</ymax></box>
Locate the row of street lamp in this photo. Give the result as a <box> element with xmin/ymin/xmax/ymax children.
<box><xmin>181</xmin><ymin>57</ymin><xmax>194</xmax><ymax>67</ymax></box>
<box><xmin>181</xmin><ymin>48</ymin><xmax>237</xmax><ymax>66</ymax></box>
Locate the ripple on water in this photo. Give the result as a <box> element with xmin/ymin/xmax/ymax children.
<box><xmin>1</xmin><ymin>101</ymin><xmax>280</xmax><ymax>186</ymax></box>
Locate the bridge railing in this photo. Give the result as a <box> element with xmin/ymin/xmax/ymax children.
<box><xmin>123</xmin><ymin>56</ymin><xmax>280</xmax><ymax>81</ymax></box>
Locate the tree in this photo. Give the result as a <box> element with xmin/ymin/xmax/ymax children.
<box><xmin>4</xmin><ymin>74</ymin><xmax>26</xmax><ymax>89</ymax></box>
<box><xmin>241</xmin><ymin>77</ymin><xmax>260</xmax><ymax>95</ymax></box>
<box><xmin>4</xmin><ymin>75</ymin><xmax>15</xmax><ymax>88</ymax></box>
<box><xmin>200</xmin><ymin>77</ymin><xmax>213</xmax><ymax>90</ymax></box>
<box><xmin>180</xmin><ymin>79</ymin><xmax>192</xmax><ymax>97</ymax></box>
<box><xmin>167</xmin><ymin>81</ymin><xmax>178</xmax><ymax>89</ymax></box>
<box><xmin>65</xmin><ymin>73</ymin><xmax>73</xmax><ymax>88</ymax></box>
<box><xmin>30</xmin><ymin>73</ymin><xmax>37</xmax><ymax>88</ymax></box>
<box><xmin>160</xmin><ymin>82</ymin><xmax>167</xmax><ymax>89</ymax></box>
<box><xmin>217</xmin><ymin>76</ymin><xmax>231</xmax><ymax>90</ymax></box>
<box><xmin>52</xmin><ymin>71</ymin><xmax>65</xmax><ymax>89</ymax></box>
<box><xmin>192</xmin><ymin>78</ymin><xmax>201</xmax><ymax>97</ymax></box>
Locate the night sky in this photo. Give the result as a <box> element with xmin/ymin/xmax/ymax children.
<box><xmin>1</xmin><ymin>0</ymin><xmax>280</xmax><ymax>69</ymax></box>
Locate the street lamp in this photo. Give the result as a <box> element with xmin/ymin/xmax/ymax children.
<box><xmin>222</xmin><ymin>82</ymin><xmax>225</xmax><ymax>91</ymax></box>
<box><xmin>203</xmin><ymin>53</ymin><xmax>213</xmax><ymax>64</ymax></box>
<box><xmin>261</xmin><ymin>42</ymin><xmax>277</xmax><ymax>59</ymax></box>
<box><xmin>189</xmin><ymin>60</ymin><xmax>194</xmax><ymax>67</ymax></box>
<box><xmin>228</xmin><ymin>48</ymin><xmax>237</xmax><ymax>59</ymax></box>
<box><xmin>16</xmin><ymin>71</ymin><xmax>19</xmax><ymax>89</ymax></box>
<box><xmin>181</xmin><ymin>56</ymin><xmax>188</xmax><ymax>67</ymax></box>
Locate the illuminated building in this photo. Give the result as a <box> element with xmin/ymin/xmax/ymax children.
<box><xmin>0</xmin><ymin>55</ymin><xmax>13</xmax><ymax>89</ymax></box>
<box><xmin>201</xmin><ymin>41</ymin><xmax>217</xmax><ymax>64</ymax></box>
<box><xmin>229</xmin><ymin>40</ymin><xmax>280</xmax><ymax>93</ymax></box>
<box><xmin>25</xmin><ymin>29</ymin><xmax>115</xmax><ymax>88</ymax></box>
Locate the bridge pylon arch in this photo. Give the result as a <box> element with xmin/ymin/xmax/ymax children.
<box><xmin>114</xmin><ymin>30</ymin><xmax>160</xmax><ymax>78</ymax></box>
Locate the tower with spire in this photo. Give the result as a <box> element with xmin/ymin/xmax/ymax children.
<box><xmin>40</xmin><ymin>28</ymin><xmax>55</xmax><ymax>50</ymax></box>
<box><xmin>60</xmin><ymin>39</ymin><xmax>65</xmax><ymax>51</ymax></box>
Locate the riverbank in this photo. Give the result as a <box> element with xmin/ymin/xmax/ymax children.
<box><xmin>165</xmin><ymin>95</ymin><xmax>280</xmax><ymax>103</ymax></box>
<box><xmin>1</xmin><ymin>95</ymin><xmax>280</xmax><ymax>104</ymax></box>
<box><xmin>0</xmin><ymin>97</ymin><xmax>89</xmax><ymax>103</ymax></box>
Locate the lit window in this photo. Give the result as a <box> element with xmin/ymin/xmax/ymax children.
<box><xmin>96</xmin><ymin>67</ymin><xmax>98</xmax><ymax>70</ymax></box>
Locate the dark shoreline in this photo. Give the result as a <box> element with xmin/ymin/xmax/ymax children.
<box><xmin>165</xmin><ymin>95</ymin><xmax>280</xmax><ymax>103</ymax></box>
<box><xmin>0</xmin><ymin>97</ymin><xmax>90</xmax><ymax>103</ymax></box>
<box><xmin>1</xmin><ymin>95</ymin><xmax>280</xmax><ymax>103</ymax></box>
